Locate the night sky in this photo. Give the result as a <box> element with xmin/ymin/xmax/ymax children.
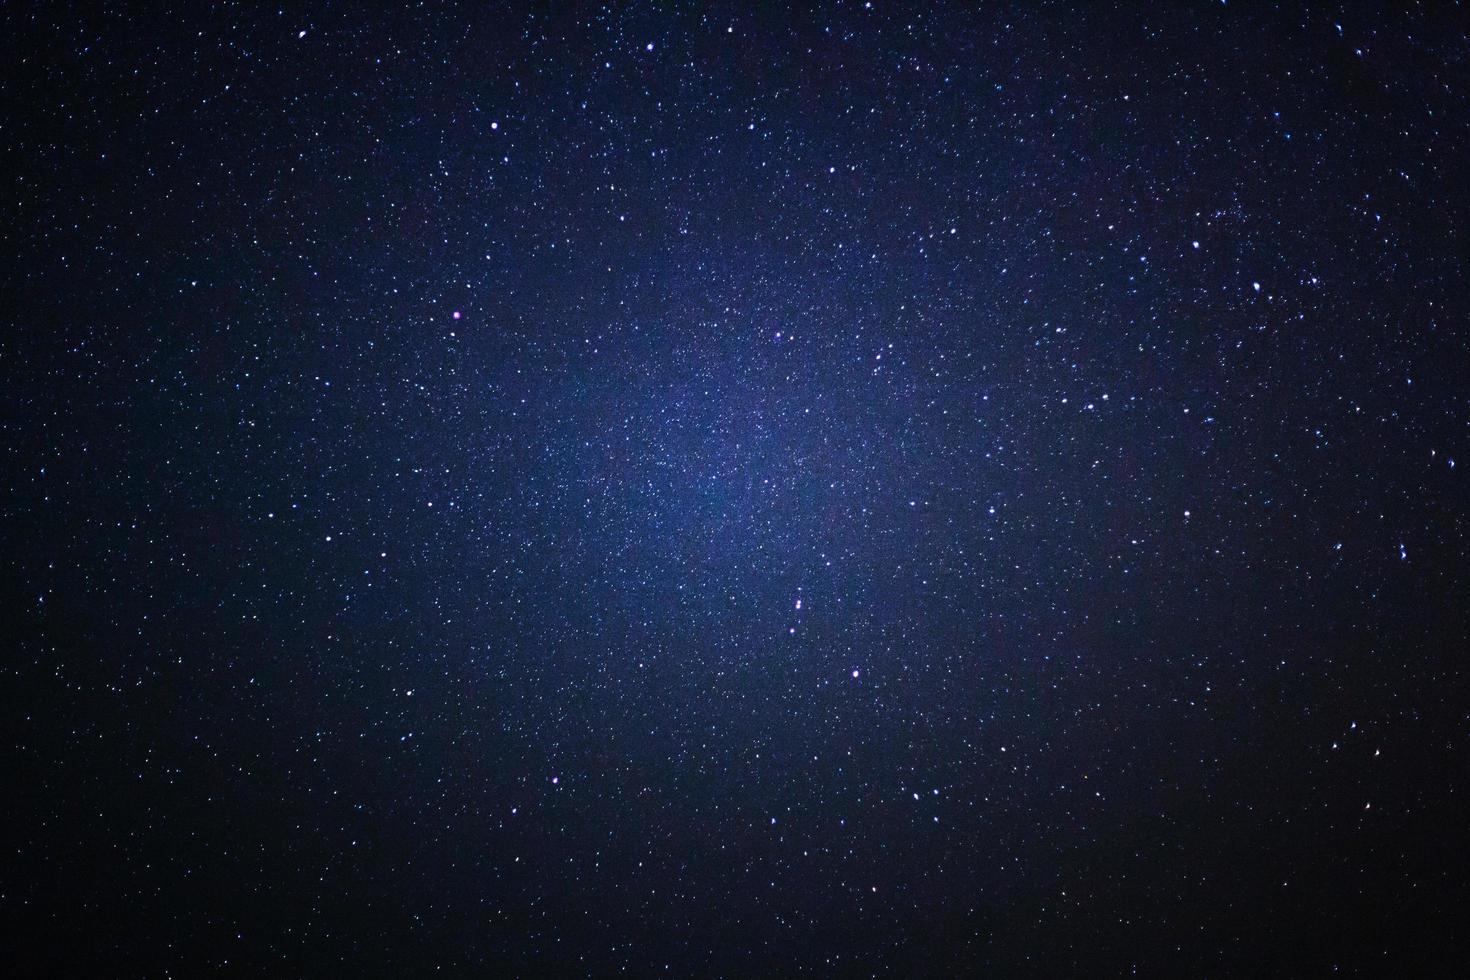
<box><xmin>6</xmin><ymin>2</ymin><xmax>1470</xmax><ymax>975</ymax></box>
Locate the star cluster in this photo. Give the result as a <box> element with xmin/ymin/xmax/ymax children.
<box><xmin>6</xmin><ymin>2</ymin><xmax>1469</xmax><ymax>975</ymax></box>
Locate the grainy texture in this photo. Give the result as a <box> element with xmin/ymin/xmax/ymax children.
<box><xmin>4</xmin><ymin>2</ymin><xmax>1468</xmax><ymax>976</ymax></box>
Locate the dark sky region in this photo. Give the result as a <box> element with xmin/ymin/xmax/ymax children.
<box><xmin>4</xmin><ymin>2</ymin><xmax>1468</xmax><ymax>976</ymax></box>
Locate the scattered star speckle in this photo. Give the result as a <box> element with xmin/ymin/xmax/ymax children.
<box><xmin>5</xmin><ymin>2</ymin><xmax>1468</xmax><ymax>976</ymax></box>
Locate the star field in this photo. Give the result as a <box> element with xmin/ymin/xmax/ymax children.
<box><xmin>6</xmin><ymin>2</ymin><xmax>1469</xmax><ymax>975</ymax></box>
